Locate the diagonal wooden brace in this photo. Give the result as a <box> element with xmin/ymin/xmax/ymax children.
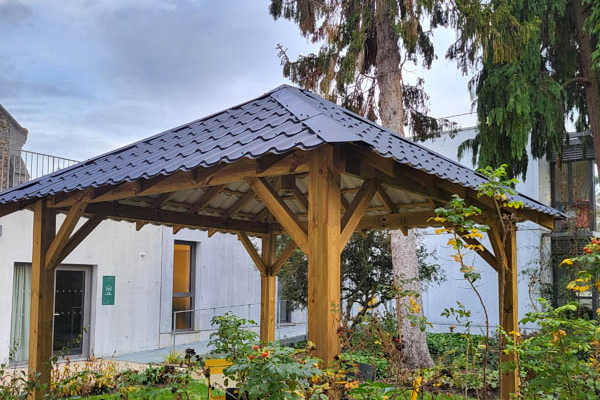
<box><xmin>45</xmin><ymin>199</ymin><xmax>88</xmax><ymax>270</ymax></box>
<box><xmin>339</xmin><ymin>179</ymin><xmax>377</xmax><ymax>249</ymax></box>
<box><xmin>246</xmin><ymin>177</ymin><xmax>308</xmax><ymax>253</ymax></box>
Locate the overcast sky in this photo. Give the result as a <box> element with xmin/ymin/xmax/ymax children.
<box><xmin>0</xmin><ymin>0</ymin><xmax>476</xmax><ymax>161</ymax></box>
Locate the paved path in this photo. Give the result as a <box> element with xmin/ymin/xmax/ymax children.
<box><xmin>116</xmin><ymin>324</ymin><xmax>307</xmax><ymax>364</ymax></box>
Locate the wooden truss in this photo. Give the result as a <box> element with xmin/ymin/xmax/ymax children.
<box><xmin>2</xmin><ymin>143</ymin><xmax>557</xmax><ymax>400</ymax></box>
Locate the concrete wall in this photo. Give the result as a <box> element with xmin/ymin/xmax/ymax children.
<box><xmin>0</xmin><ymin>209</ymin><xmax>293</xmax><ymax>362</ymax></box>
<box><xmin>419</xmin><ymin>128</ymin><xmax>552</xmax><ymax>334</ymax></box>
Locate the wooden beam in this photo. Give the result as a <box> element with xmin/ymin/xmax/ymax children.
<box><xmin>49</xmin><ymin>151</ymin><xmax>310</xmax><ymax>209</ymax></box>
<box><xmin>135</xmin><ymin>192</ymin><xmax>174</xmax><ymax>231</ymax></box>
<box><xmin>56</xmin><ymin>216</ymin><xmax>103</xmax><ymax>265</ymax></box>
<box><xmin>340</xmin><ymin>179</ymin><xmax>377</xmax><ymax>249</ymax></box>
<box><xmin>28</xmin><ymin>200</ymin><xmax>56</xmax><ymax>400</ymax></box>
<box><xmin>44</xmin><ymin>199</ymin><xmax>88</xmax><ymax>270</ymax></box>
<box><xmin>307</xmin><ymin>145</ymin><xmax>341</xmax><ymax>364</ymax></box>
<box><xmin>0</xmin><ymin>199</ymin><xmax>36</xmax><ymax>219</ymax></box>
<box><xmin>207</xmin><ymin>190</ymin><xmax>255</xmax><ymax>236</ymax></box>
<box><xmin>461</xmin><ymin>235</ymin><xmax>498</xmax><ymax>272</ymax></box>
<box><xmin>357</xmin><ymin>210</ymin><xmax>488</xmax><ymax>231</ymax></box>
<box><xmin>85</xmin><ymin>202</ymin><xmax>273</xmax><ymax>235</ymax></box>
<box><xmin>173</xmin><ymin>185</ymin><xmax>226</xmax><ymax>233</ymax></box>
<box><xmin>247</xmin><ymin>177</ymin><xmax>309</xmax><ymax>253</ymax></box>
<box><xmin>260</xmin><ymin>233</ymin><xmax>277</xmax><ymax>343</ymax></box>
<box><xmin>290</xmin><ymin>187</ymin><xmax>308</xmax><ymax>212</ymax></box>
<box><xmin>376</xmin><ymin>182</ymin><xmax>396</xmax><ymax>213</ymax></box>
<box><xmin>344</xmin><ymin>144</ymin><xmax>556</xmax><ymax>231</ymax></box>
<box><xmin>271</xmin><ymin>239</ymin><xmax>297</xmax><ymax>276</ymax></box>
<box><xmin>344</xmin><ymin>145</ymin><xmax>448</xmax><ymax>204</ymax></box>
<box><xmin>499</xmin><ymin>223</ymin><xmax>520</xmax><ymax>400</ymax></box>
<box><xmin>190</xmin><ymin>185</ymin><xmax>225</xmax><ymax>213</ymax></box>
<box><xmin>257</xmin><ymin>152</ymin><xmax>292</xmax><ymax>173</ymax></box>
<box><xmin>137</xmin><ymin>173</ymin><xmax>170</xmax><ymax>194</ymax></box>
<box><xmin>237</xmin><ymin>232</ymin><xmax>267</xmax><ymax>274</ymax></box>
<box><xmin>358</xmin><ymin>211</ymin><xmax>436</xmax><ymax>230</ymax></box>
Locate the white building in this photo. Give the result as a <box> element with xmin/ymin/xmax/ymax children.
<box><xmin>419</xmin><ymin>127</ymin><xmax>552</xmax><ymax>334</ymax></box>
<box><xmin>0</xmin><ymin>105</ymin><xmax>303</xmax><ymax>364</ymax></box>
<box><xmin>421</xmin><ymin>127</ymin><xmax>599</xmax><ymax>332</ymax></box>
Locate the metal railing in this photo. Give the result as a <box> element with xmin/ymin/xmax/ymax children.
<box><xmin>170</xmin><ymin>300</ymin><xmax>301</xmax><ymax>351</ymax></box>
<box><xmin>0</xmin><ymin>147</ymin><xmax>79</xmax><ymax>191</ymax></box>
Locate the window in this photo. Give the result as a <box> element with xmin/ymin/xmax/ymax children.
<box><xmin>551</xmin><ymin>160</ymin><xmax>595</xmax><ymax>230</ymax></box>
<box><xmin>173</xmin><ymin>242</ymin><xmax>195</xmax><ymax>331</ymax></box>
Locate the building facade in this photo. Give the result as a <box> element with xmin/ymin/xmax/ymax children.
<box><xmin>0</xmin><ymin>105</ymin><xmax>303</xmax><ymax>364</ymax></box>
<box><xmin>421</xmin><ymin>127</ymin><xmax>599</xmax><ymax>333</ymax></box>
<box><xmin>420</xmin><ymin>128</ymin><xmax>552</xmax><ymax>333</ymax></box>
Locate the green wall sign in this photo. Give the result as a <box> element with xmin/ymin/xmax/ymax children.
<box><xmin>102</xmin><ymin>275</ymin><xmax>115</xmax><ymax>305</ymax></box>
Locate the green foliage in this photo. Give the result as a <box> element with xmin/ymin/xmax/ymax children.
<box><xmin>450</xmin><ymin>0</ymin><xmax>599</xmax><ymax>179</ymax></box>
<box><xmin>225</xmin><ymin>343</ymin><xmax>327</xmax><ymax>400</ymax></box>
<box><xmin>585</xmin><ymin>0</ymin><xmax>600</xmax><ymax>69</ymax></box>
<box><xmin>560</xmin><ymin>237</ymin><xmax>600</xmax><ymax>315</ymax></box>
<box><xmin>278</xmin><ymin>231</ymin><xmax>445</xmax><ymax>325</ymax></box>
<box><xmin>209</xmin><ymin>312</ymin><xmax>259</xmax><ymax>360</ymax></box>
<box><xmin>84</xmin><ymin>381</ymin><xmax>209</xmax><ymax>400</ymax></box>
<box><xmin>270</xmin><ymin>0</ymin><xmax>456</xmax><ymax>139</ymax></box>
<box><xmin>503</xmin><ymin>299</ymin><xmax>600</xmax><ymax>399</ymax></box>
<box><xmin>278</xmin><ymin>231</ymin><xmax>395</xmax><ymax>325</ymax></box>
<box><xmin>427</xmin><ymin>332</ymin><xmax>499</xmax><ymax>370</ymax></box>
<box><xmin>164</xmin><ymin>350</ymin><xmax>184</xmax><ymax>365</ymax></box>
<box><xmin>340</xmin><ymin>350</ymin><xmax>390</xmax><ymax>380</ymax></box>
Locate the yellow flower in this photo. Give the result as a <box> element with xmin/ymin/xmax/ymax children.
<box><xmin>411</xmin><ymin>376</ymin><xmax>422</xmax><ymax>400</ymax></box>
<box><xmin>508</xmin><ymin>330</ymin><xmax>521</xmax><ymax>337</ymax></box>
<box><xmin>560</xmin><ymin>258</ymin><xmax>574</xmax><ymax>266</ymax></box>
<box><xmin>435</xmin><ymin>228</ymin><xmax>448</xmax><ymax>235</ymax></box>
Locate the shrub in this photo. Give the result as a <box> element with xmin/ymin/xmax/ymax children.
<box><xmin>226</xmin><ymin>343</ymin><xmax>327</xmax><ymax>400</ymax></box>
<box><xmin>503</xmin><ymin>299</ymin><xmax>600</xmax><ymax>399</ymax></box>
<box><xmin>209</xmin><ymin>312</ymin><xmax>258</xmax><ymax>361</ymax></box>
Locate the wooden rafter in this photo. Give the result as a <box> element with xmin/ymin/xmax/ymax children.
<box><xmin>246</xmin><ymin>177</ymin><xmax>309</xmax><ymax>253</ymax></box>
<box><xmin>85</xmin><ymin>202</ymin><xmax>274</xmax><ymax>235</ymax></box>
<box><xmin>136</xmin><ymin>192</ymin><xmax>174</xmax><ymax>231</ymax></box>
<box><xmin>340</xmin><ymin>179</ymin><xmax>377</xmax><ymax>248</ymax></box>
<box><xmin>207</xmin><ymin>190</ymin><xmax>255</xmax><ymax>236</ymax></box>
<box><xmin>237</xmin><ymin>232</ymin><xmax>267</xmax><ymax>275</ymax></box>
<box><xmin>45</xmin><ymin>199</ymin><xmax>88</xmax><ymax>270</ymax></box>
<box><xmin>136</xmin><ymin>174</ymin><xmax>171</xmax><ymax>194</ymax></box>
<box><xmin>48</xmin><ymin>151</ymin><xmax>310</xmax><ymax>209</ymax></box>
<box><xmin>257</xmin><ymin>152</ymin><xmax>292</xmax><ymax>173</ymax></box>
<box><xmin>375</xmin><ymin>182</ymin><xmax>396</xmax><ymax>213</ymax></box>
<box><xmin>290</xmin><ymin>187</ymin><xmax>308</xmax><ymax>212</ymax></box>
<box><xmin>173</xmin><ymin>185</ymin><xmax>226</xmax><ymax>234</ymax></box>
<box><xmin>0</xmin><ymin>200</ymin><xmax>35</xmax><ymax>219</ymax></box>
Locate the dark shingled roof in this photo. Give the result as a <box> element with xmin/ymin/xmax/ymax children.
<box><xmin>0</xmin><ymin>84</ymin><xmax>562</xmax><ymax>218</ymax></box>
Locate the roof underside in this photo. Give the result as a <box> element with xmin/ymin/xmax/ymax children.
<box><xmin>0</xmin><ymin>85</ymin><xmax>563</xmax><ymax>234</ymax></box>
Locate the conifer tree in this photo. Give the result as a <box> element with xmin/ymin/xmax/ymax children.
<box><xmin>449</xmin><ymin>0</ymin><xmax>600</xmax><ymax>179</ymax></box>
<box><xmin>269</xmin><ymin>0</ymin><xmax>452</xmax><ymax>368</ymax></box>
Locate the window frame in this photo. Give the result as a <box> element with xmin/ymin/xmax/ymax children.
<box><xmin>172</xmin><ymin>240</ymin><xmax>196</xmax><ymax>332</ymax></box>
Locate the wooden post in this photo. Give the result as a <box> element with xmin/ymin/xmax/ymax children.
<box><xmin>307</xmin><ymin>145</ymin><xmax>341</xmax><ymax>363</ymax></box>
<box><xmin>260</xmin><ymin>233</ymin><xmax>276</xmax><ymax>343</ymax></box>
<box><xmin>28</xmin><ymin>200</ymin><xmax>56</xmax><ymax>400</ymax></box>
<box><xmin>499</xmin><ymin>223</ymin><xmax>519</xmax><ymax>400</ymax></box>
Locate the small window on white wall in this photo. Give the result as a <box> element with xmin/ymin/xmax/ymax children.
<box><xmin>173</xmin><ymin>242</ymin><xmax>195</xmax><ymax>331</ymax></box>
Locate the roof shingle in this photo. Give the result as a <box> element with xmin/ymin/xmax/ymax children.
<box><xmin>0</xmin><ymin>84</ymin><xmax>562</xmax><ymax>218</ymax></box>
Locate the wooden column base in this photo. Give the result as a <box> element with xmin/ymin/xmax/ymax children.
<box><xmin>260</xmin><ymin>274</ymin><xmax>276</xmax><ymax>343</ymax></box>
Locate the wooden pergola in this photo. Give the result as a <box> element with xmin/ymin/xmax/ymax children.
<box><xmin>0</xmin><ymin>85</ymin><xmax>561</xmax><ymax>399</ymax></box>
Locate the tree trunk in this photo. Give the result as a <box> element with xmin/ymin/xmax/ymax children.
<box><xmin>375</xmin><ymin>0</ymin><xmax>434</xmax><ymax>369</ymax></box>
<box><xmin>573</xmin><ymin>0</ymin><xmax>600</xmax><ymax>179</ymax></box>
